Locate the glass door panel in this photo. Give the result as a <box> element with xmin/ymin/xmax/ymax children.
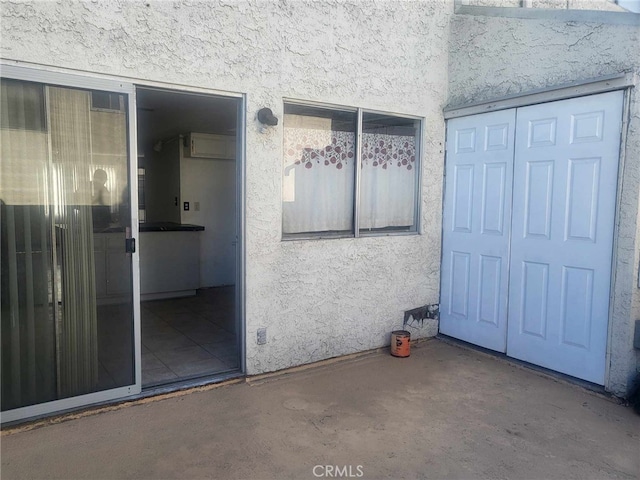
<box><xmin>1</xmin><ymin>79</ymin><xmax>135</xmax><ymax>412</ymax></box>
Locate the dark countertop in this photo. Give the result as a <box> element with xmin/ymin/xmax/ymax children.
<box><xmin>139</xmin><ymin>222</ymin><xmax>205</xmax><ymax>232</ymax></box>
<box><xmin>94</xmin><ymin>222</ymin><xmax>204</xmax><ymax>233</ymax></box>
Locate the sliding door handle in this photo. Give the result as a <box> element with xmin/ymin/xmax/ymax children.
<box><xmin>125</xmin><ymin>238</ymin><xmax>136</xmax><ymax>254</ymax></box>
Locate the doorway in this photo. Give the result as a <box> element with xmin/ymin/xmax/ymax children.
<box><xmin>440</xmin><ymin>91</ymin><xmax>624</xmax><ymax>385</ymax></box>
<box><xmin>136</xmin><ymin>87</ymin><xmax>242</xmax><ymax>387</ymax></box>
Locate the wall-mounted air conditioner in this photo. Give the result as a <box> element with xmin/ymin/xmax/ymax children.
<box><xmin>189</xmin><ymin>133</ymin><xmax>235</xmax><ymax>160</ymax></box>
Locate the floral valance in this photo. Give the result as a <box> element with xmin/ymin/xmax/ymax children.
<box><xmin>284</xmin><ymin>128</ymin><xmax>416</xmax><ymax>171</ymax></box>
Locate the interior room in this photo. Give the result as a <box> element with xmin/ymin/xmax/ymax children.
<box><xmin>0</xmin><ymin>79</ymin><xmax>241</xmax><ymax>414</ymax></box>
<box><xmin>135</xmin><ymin>87</ymin><xmax>240</xmax><ymax>387</ymax></box>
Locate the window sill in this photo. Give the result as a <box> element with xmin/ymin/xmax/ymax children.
<box><xmin>281</xmin><ymin>230</ymin><xmax>420</xmax><ymax>242</ymax></box>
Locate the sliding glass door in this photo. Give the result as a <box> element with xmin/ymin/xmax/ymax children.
<box><xmin>1</xmin><ymin>74</ymin><xmax>139</xmax><ymax>419</ymax></box>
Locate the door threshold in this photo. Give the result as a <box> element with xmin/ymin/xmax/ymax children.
<box><xmin>435</xmin><ymin>334</ymin><xmax>618</xmax><ymax>401</ymax></box>
<box><xmin>141</xmin><ymin>370</ymin><xmax>244</xmax><ymax>397</ymax></box>
<box><xmin>2</xmin><ymin>371</ymin><xmax>245</xmax><ymax>432</ymax></box>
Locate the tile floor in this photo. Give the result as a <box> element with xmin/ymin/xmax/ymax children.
<box><xmin>1</xmin><ymin>287</ymin><xmax>237</xmax><ymax>410</ymax></box>
<box><xmin>141</xmin><ymin>286</ymin><xmax>239</xmax><ymax>387</ymax></box>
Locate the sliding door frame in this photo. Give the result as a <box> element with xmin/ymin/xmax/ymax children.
<box><xmin>0</xmin><ymin>64</ymin><xmax>142</xmax><ymax>424</ymax></box>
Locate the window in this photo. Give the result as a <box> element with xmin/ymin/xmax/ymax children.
<box><xmin>91</xmin><ymin>91</ymin><xmax>124</xmax><ymax>112</ymax></box>
<box><xmin>282</xmin><ymin>104</ymin><xmax>357</xmax><ymax>236</ymax></box>
<box><xmin>0</xmin><ymin>79</ymin><xmax>46</xmax><ymax>131</ymax></box>
<box><xmin>360</xmin><ymin>113</ymin><xmax>420</xmax><ymax>233</ymax></box>
<box><xmin>282</xmin><ymin>102</ymin><xmax>421</xmax><ymax>238</ymax></box>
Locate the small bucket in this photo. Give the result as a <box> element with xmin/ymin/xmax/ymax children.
<box><xmin>391</xmin><ymin>330</ymin><xmax>411</xmax><ymax>358</ymax></box>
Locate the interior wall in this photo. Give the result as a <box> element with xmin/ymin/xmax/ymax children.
<box><xmin>448</xmin><ymin>10</ymin><xmax>640</xmax><ymax>396</ymax></box>
<box><xmin>180</xmin><ymin>154</ymin><xmax>236</xmax><ymax>287</ymax></box>
<box><xmin>145</xmin><ymin>137</ymin><xmax>181</xmax><ymax>224</ymax></box>
<box><xmin>0</xmin><ymin>0</ymin><xmax>451</xmax><ymax>377</ymax></box>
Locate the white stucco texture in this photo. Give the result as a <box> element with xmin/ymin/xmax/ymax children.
<box><xmin>464</xmin><ymin>0</ymin><xmax>627</xmax><ymax>11</ymax></box>
<box><xmin>242</xmin><ymin>1</ymin><xmax>451</xmax><ymax>374</ymax></box>
<box><xmin>449</xmin><ymin>12</ymin><xmax>640</xmax><ymax>396</ymax></box>
<box><xmin>1</xmin><ymin>0</ymin><xmax>452</xmax><ymax>374</ymax></box>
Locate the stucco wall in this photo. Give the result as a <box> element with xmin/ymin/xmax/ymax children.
<box><xmin>1</xmin><ymin>0</ymin><xmax>452</xmax><ymax>374</ymax></box>
<box><xmin>449</xmin><ymin>11</ymin><xmax>640</xmax><ymax>395</ymax></box>
<box><xmin>463</xmin><ymin>0</ymin><xmax>626</xmax><ymax>12</ymax></box>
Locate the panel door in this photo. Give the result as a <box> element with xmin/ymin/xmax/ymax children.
<box><xmin>440</xmin><ymin>109</ymin><xmax>516</xmax><ymax>352</ymax></box>
<box><xmin>506</xmin><ymin>91</ymin><xmax>624</xmax><ymax>384</ymax></box>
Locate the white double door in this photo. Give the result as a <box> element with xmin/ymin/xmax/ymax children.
<box><xmin>440</xmin><ymin>91</ymin><xmax>624</xmax><ymax>384</ymax></box>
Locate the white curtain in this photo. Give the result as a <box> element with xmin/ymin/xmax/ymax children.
<box><xmin>0</xmin><ymin>81</ymin><xmax>49</xmax><ymax>206</ymax></box>
<box><xmin>48</xmin><ymin>86</ymin><xmax>99</xmax><ymax>398</ymax></box>
<box><xmin>360</xmin><ymin>133</ymin><xmax>417</xmax><ymax>230</ymax></box>
<box><xmin>282</xmin><ymin>121</ymin><xmax>417</xmax><ymax>234</ymax></box>
<box><xmin>283</xmin><ymin>120</ymin><xmax>355</xmax><ymax>234</ymax></box>
<box><xmin>0</xmin><ymin>204</ymin><xmax>57</xmax><ymax>410</ymax></box>
<box><xmin>1</xmin><ymin>82</ymin><xmax>56</xmax><ymax>409</ymax></box>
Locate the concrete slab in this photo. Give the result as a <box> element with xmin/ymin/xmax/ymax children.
<box><xmin>2</xmin><ymin>340</ymin><xmax>639</xmax><ymax>479</ymax></box>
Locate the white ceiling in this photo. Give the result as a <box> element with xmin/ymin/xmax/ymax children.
<box><xmin>136</xmin><ymin>87</ymin><xmax>238</xmax><ymax>159</ymax></box>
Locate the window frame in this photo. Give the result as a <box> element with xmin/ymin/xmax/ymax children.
<box><xmin>282</xmin><ymin>99</ymin><xmax>423</xmax><ymax>241</ymax></box>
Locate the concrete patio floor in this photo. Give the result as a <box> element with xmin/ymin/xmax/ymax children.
<box><xmin>1</xmin><ymin>339</ymin><xmax>639</xmax><ymax>480</ymax></box>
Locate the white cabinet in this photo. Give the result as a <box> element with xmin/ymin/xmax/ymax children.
<box><xmin>94</xmin><ymin>232</ymin><xmax>132</xmax><ymax>304</ymax></box>
<box><xmin>95</xmin><ymin>230</ymin><xmax>201</xmax><ymax>302</ymax></box>
<box><xmin>139</xmin><ymin>231</ymin><xmax>200</xmax><ymax>299</ymax></box>
<box><xmin>146</xmin><ymin>133</ymin><xmax>235</xmax><ymax>223</ymax></box>
<box><xmin>189</xmin><ymin>133</ymin><xmax>235</xmax><ymax>160</ymax></box>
